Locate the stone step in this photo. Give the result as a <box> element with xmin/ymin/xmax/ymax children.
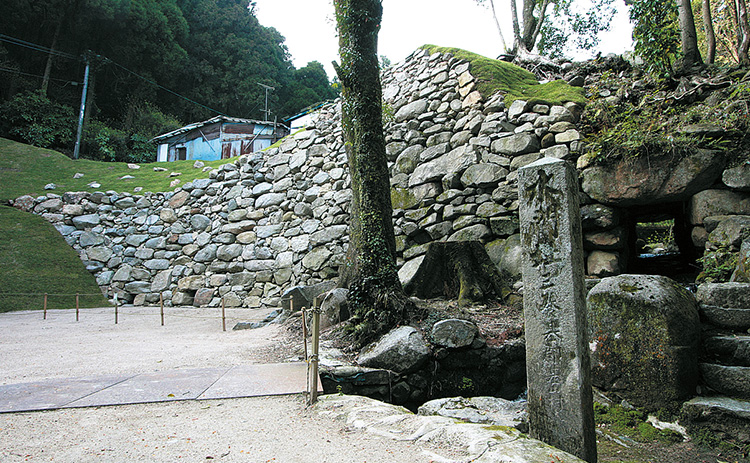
<box><xmin>704</xmin><ymin>335</ymin><xmax>750</xmax><ymax>367</ymax></box>
<box><xmin>680</xmin><ymin>396</ymin><xmax>750</xmax><ymax>444</ymax></box>
<box><xmin>699</xmin><ymin>305</ymin><xmax>750</xmax><ymax>331</ymax></box>
<box><xmin>697</xmin><ymin>283</ymin><xmax>750</xmax><ymax>331</ymax></box>
<box><xmin>697</xmin><ymin>283</ymin><xmax>750</xmax><ymax>311</ymax></box>
<box><xmin>700</xmin><ymin>363</ymin><xmax>750</xmax><ymax>399</ymax></box>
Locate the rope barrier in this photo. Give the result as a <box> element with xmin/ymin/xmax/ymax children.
<box><xmin>0</xmin><ymin>292</ymin><xmax>105</xmax><ymax>297</ymax></box>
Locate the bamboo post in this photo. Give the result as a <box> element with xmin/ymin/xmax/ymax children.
<box><xmin>43</xmin><ymin>293</ymin><xmax>47</xmax><ymax>320</ymax></box>
<box><xmin>76</xmin><ymin>293</ymin><xmax>79</xmax><ymax>321</ymax></box>
<box><xmin>221</xmin><ymin>298</ymin><xmax>226</xmax><ymax>332</ymax></box>
<box><xmin>114</xmin><ymin>293</ymin><xmax>118</xmax><ymax>324</ymax></box>
<box><xmin>309</xmin><ymin>303</ymin><xmax>321</xmax><ymax>405</ymax></box>
<box><xmin>160</xmin><ymin>293</ymin><xmax>165</xmax><ymax>326</ymax></box>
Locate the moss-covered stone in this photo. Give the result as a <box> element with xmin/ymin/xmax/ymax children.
<box><xmin>390</xmin><ymin>187</ymin><xmax>419</xmax><ymax>210</ymax></box>
<box><xmin>587</xmin><ymin>274</ymin><xmax>700</xmax><ymax>412</ymax></box>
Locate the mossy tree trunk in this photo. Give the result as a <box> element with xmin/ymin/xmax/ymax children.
<box><xmin>333</xmin><ymin>0</ymin><xmax>414</xmax><ymax>346</ymax></box>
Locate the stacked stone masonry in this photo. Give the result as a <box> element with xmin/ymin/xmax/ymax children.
<box><xmin>13</xmin><ymin>48</ymin><xmax>749</xmax><ymax>308</ymax></box>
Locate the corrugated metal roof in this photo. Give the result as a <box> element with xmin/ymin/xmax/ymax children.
<box><xmin>151</xmin><ymin>116</ymin><xmax>286</xmax><ymax>143</ymax></box>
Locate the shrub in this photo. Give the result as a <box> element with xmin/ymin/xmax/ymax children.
<box><xmin>0</xmin><ymin>91</ymin><xmax>75</xmax><ymax>150</ymax></box>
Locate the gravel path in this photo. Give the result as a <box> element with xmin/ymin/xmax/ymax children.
<box><xmin>0</xmin><ymin>307</ymin><xmax>433</xmax><ymax>462</ymax></box>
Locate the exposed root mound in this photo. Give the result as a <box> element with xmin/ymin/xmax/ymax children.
<box><xmin>404</xmin><ymin>241</ymin><xmax>513</xmax><ymax>306</ymax></box>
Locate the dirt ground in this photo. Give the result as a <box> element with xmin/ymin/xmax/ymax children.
<box><xmin>0</xmin><ymin>306</ymin><xmax>434</xmax><ymax>462</ymax></box>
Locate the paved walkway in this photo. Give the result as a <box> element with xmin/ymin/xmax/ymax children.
<box><xmin>0</xmin><ymin>362</ymin><xmax>316</xmax><ymax>413</ymax></box>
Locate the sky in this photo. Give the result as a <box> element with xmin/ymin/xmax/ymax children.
<box><xmin>253</xmin><ymin>0</ymin><xmax>634</xmax><ymax>78</ymax></box>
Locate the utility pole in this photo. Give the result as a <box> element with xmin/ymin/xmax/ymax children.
<box><xmin>257</xmin><ymin>83</ymin><xmax>274</xmax><ymax>121</ymax></box>
<box><xmin>73</xmin><ymin>54</ymin><xmax>90</xmax><ymax>160</ymax></box>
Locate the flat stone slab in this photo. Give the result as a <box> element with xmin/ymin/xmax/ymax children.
<box><xmin>0</xmin><ymin>363</ymin><xmax>312</xmax><ymax>413</ymax></box>
<box><xmin>65</xmin><ymin>367</ymin><xmax>229</xmax><ymax>408</ymax></box>
<box><xmin>0</xmin><ymin>375</ymin><xmax>130</xmax><ymax>413</ymax></box>
<box><xmin>200</xmin><ymin>363</ymin><xmax>320</xmax><ymax>399</ymax></box>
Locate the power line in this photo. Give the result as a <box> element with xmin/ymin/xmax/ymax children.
<box><xmin>107</xmin><ymin>59</ymin><xmax>228</xmax><ymax>117</ymax></box>
<box><xmin>0</xmin><ymin>65</ymin><xmax>80</xmax><ymax>84</ymax></box>
<box><xmin>1</xmin><ymin>33</ymin><xmax>232</xmax><ymax>117</ymax></box>
<box><xmin>0</xmin><ymin>33</ymin><xmax>79</xmax><ymax>61</ymax></box>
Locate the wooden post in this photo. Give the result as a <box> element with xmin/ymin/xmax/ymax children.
<box><xmin>301</xmin><ymin>307</ymin><xmax>309</xmax><ymax>362</ymax></box>
<box><xmin>221</xmin><ymin>298</ymin><xmax>226</xmax><ymax>332</ymax></box>
<box><xmin>160</xmin><ymin>293</ymin><xmax>165</xmax><ymax>326</ymax></box>
<box><xmin>76</xmin><ymin>293</ymin><xmax>79</xmax><ymax>321</ymax></box>
<box><xmin>43</xmin><ymin>293</ymin><xmax>47</xmax><ymax>320</ymax></box>
<box><xmin>309</xmin><ymin>304</ymin><xmax>321</xmax><ymax>405</ymax></box>
<box><xmin>114</xmin><ymin>293</ymin><xmax>118</xmax><ymax>324</ymax></box>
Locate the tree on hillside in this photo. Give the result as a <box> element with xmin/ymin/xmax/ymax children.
<box><xmin>676</xmin><ymin>0</ymin><xmax>704</xmax><ymax>72</ymax></box>
<box><xmin>333</xmin><ymin>0</ymin><xmax>415</xmax><ymax>346</ymax></box>
<box><xmin>702</xmin><ymin>0</ymin><xmax>717</xmax><ymax>63</ymax></box>
<box><xmin>473</xmin><ymin>0</ymin><xmax>616</xmax><ymax>60</ymax></box>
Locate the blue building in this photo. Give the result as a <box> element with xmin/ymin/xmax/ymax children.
<box><xmin>152</xmin><ymin>116</ymin><xmax>289</xmax><ymax>162</ymax></box>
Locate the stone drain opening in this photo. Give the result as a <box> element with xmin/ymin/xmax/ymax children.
<box><xmin>625</xmin><ymin>202</ymin><xmax>699</xmax><ymax>280</ymax></box>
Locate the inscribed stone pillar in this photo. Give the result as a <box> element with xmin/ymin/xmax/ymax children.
<box><xmin>518</xmin><ymin>157</ymin><xmax>597</xmax><ymax>463</ymax></box>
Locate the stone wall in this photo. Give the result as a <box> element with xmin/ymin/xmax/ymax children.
<box><xmin>12</xmin><ymin>48</ymin><xmax>584</xmax><ymax>308</ymax></box>
<box><xmin>14</xmin><ymin>48</ymin><xmax>747</xmax><ymax>308</ymax></box>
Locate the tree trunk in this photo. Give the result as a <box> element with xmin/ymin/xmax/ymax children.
<box><xmin>41</xmin><ymin>20</ymin><xmax>62</xmax><ymax>96</ymax></box>
<box><xmin>676</xmin><ymin>0</ymin><xmax>704</xmax><ymax>72</ymax></box>
<box><xmin>702</xmin><ymin>0</ymin><xmax>716</xmax><ymax>64</ymax></box>
<box><xmin>738</xmin><ymin>0</ymin><xmax>750</xmax><ymax>64</ymax></box>
<box><xmin>333</xmin><ymin>0</ymin><xmax>416</xmax><ymax>346</ymax></box>
<box><xmin>510</xmin><ymin>0</ymin><xmax>522</xmax><ymax>54</ymax></box>
<box><xmin>487</xmin><ymin>0</ymin><xmax>508</xmax><ymax>53</ymax></box>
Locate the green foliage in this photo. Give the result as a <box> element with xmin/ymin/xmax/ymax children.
<box><xmin>0</xmin><ymin>0</ymin><xmax>335</xmax><ymax>152</ymax></box>
<box><xmin>629</xmin><ymin>0</ymin><xmax>681</xmax><ymax>76</ymax></box>
<box><xmin>594</xmin><ymin>403</ymin><xmax>683</xmax><ymax>444</ymax></box>
<box><xmin>581</xmin><ymin>72</ymin><xmax>748</xmax><ymax>164</ymax></box>
<box><xmin>0</xmin><ymin>205</ymin><xmax>108</xmax><ymax>312</ymax></box>
<box><xmin>0</xmin><ymin>91</ymin><xmax>75</xmax><ymax>150</ymax></box>
<box><xmin>83</xmin><ymin>121</ymin><xmax>157</xmax><ymax>164</ymax></box>
<box><xmin>459</xmin><ymin>377</ymin><xmax>475</xmax><ymax>393</ymax></box>
<box><xmin>279</xmin><ymin>61</ymin><xmax>340</xmax><ymax>117</ymax></box>
<box><xmin>538</xmin><ymin>0</ymin><xmax>617</xmax><ymax>59</ymax></box>
<box><xmin>697</xmin><ymin>243</ymin><xmax>738</xmax><ymax>283</ymax></box>
<box><xmin>420</xmin><ymin>45</ymin><xmax>585</xmax><ymax>106</ymax></box>
<box><xmin>382</xmin><ymin>101</ymin><xmax>395</xmax><ymax>126</ymax></box>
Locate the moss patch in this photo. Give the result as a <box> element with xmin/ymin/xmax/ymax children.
<box><xmin>420</xmin><ymin>45</ymin><xmax>586</xmax><ymax>106</ymax></box>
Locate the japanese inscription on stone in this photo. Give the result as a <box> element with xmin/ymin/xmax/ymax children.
<box><xmin>518</xmin><ymin>157</ymin><xmax>597</xmax><ymax>463</ymax></box>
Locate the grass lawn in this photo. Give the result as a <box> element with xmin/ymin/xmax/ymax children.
<box><xmin>0</xmin><ymin>205</ymin><xmax>109</xmax><ymax>312</ymax></box>
<box><xmin>0</xmin><ymin>137</ymin><xmax>229</xmax><ymax>203</ymax></box>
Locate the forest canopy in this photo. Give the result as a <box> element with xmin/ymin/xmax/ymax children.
<box><xmin>0</xmin><ymin>0</ymin><xmax>338</xmax><ymax>162</ymax></box>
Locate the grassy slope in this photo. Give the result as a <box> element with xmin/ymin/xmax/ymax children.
<box><xmin>421</xmin><ymin>45</ymin><xmax>586</xmax><ymax>106</ymax></box>
<box><xmin>0</xmin><ymin>205</ymin><xmax>109</xmax><ymax>312</ymax></box>
<box><xmin>0</xmin><ymin>137</ymin><xmax>229</xmax><ymax>203</ymax></box>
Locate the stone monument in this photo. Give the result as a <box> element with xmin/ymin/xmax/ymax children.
<box><xmin>518</xmin><ymin>157</ymin><xmax>597</xmax><ymax>463</ymax></box>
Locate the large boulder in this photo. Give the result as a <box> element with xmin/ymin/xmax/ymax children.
<box><xmin>357</xmin><ymin>326</ymin><xmax>430</xmax><ymax>373</ymax></box>
<box><xmin>689</xmin><ymin>189</ymin><xmax>750</xmax><ymax>225</ymax></box>
<box><xmin>418</xmin><ymin>396</ymin><xmax>528</xmax><ymax>431</ymax></box>
<box><xmin>408</xmin><ymin>145</ymin><xmax>479</xmax><ymax>187</ymax></box>
<box><xmin>431</xmin><ymin>319</ymin><xmax>478</xmax><ymax>348</ymax></box>
<box><xmin>587</xmin><ymin>274</ymin><xmax>700</xmax><ymax>411</ymax></box>
<box><xmin>581</xmin><ymin>149</ymin><xmax>725</xmax><ymax>206</ymax></box>
<box><xmin>281</xmin><ymin>281</ymin><xmax>337</xmax><ymax>314</ymax></box>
